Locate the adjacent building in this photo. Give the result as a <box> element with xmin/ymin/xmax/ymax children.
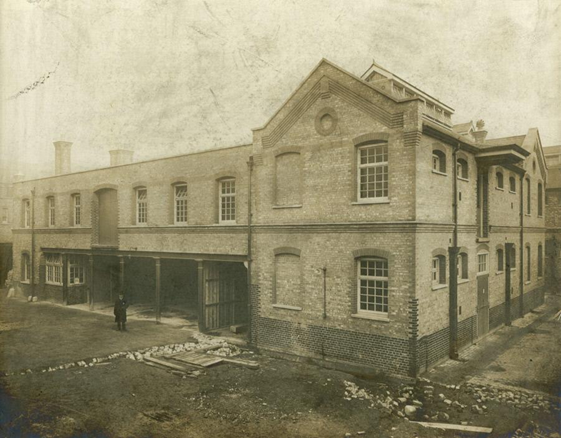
<box><xmin>544</xmin><ymin>145</ymin><xmax>561</xmax><ymax>294</ymax></box>
<box><xmin>10</xmin><ymin>59</ymin><xmax>550</xmax><ymax>376</ymax></box>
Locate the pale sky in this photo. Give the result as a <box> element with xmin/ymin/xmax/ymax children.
<box><xmin>1</xmin><ymin>0</ymin><xmax>560</xmax><ymax>180</ymax></box>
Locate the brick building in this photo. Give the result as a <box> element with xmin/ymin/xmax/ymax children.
<box><xmin>10</xmin><ymin>59</ymin><xmax>549</xmax><ymax>376</ymax></box>
<box><xmin>544</xmin><ymin>145</ymin><xmax>561</xmax><ymax>294</ymax></box>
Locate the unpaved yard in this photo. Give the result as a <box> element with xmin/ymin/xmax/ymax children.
<box><xmin>1</xmin><ymin>294</ymin><xmax>560</xmax><ymax>437</ymax></box>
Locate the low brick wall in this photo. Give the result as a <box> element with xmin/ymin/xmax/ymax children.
<box><xmin>41</xmin><ymin>284</ymin><xmax>63</xmax><ymax>303</ymax></box>
<box><xmin>68</xmin><ymin>285</ymin><xmax>88</xmax><ymax>305</ymax></box>
<box><xmin>417</xmin><ymin>286</ymin><xmax>545</xmax><ymax>374</ymax></box>
<box><xmin>417</xmin><ymin>315</ymin><xmax>476</xmax><ymax>373</ymax></box>
<box><xmin>489</xmin><ymin>302</ymin><xmax>505</xmax><ymax>330</ymax></box>
<box><xmin>255</xmin><ymin>316</ymin><xmax>410</xmax><ymax>376</ymax></box>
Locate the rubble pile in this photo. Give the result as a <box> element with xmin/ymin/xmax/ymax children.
<box><xmin>465</xmin><ymin>383</ymin><xmax>559</xmax><ymax>414</ymax></box>
<box><xmin>207</xmin><ymin>343</ymin><xmax>242</xmax><ymax>357</ymax></box>
<box><xmin>4</xmin><ymin>334</ymin><xmax>240</xmax><ymax>376</ymax></box>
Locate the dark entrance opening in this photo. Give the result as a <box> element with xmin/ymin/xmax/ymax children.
<box><xmin>203</xmin><ymin>261</ymin><xmax>248</xmax><ymax>331</ymax></box>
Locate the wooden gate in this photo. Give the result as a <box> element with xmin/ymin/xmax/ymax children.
<box><xmin>477</xmin><ymin>274</ymin><xmax>489</xmax><ymax>336</ymax></box>
<box><xmin>204</xmin><ymin>262</ymin><xmax>248</xmax><ymax>331</ymax></box>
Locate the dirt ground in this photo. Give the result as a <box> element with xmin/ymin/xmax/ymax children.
<box><xmin>1</xmin><ymin>293</ymin><xmax>560</xmax><ymax>438</ymax></box>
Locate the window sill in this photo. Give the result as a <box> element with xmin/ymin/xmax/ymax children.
<box><xmin>458</xmin><ymin>278</ymin><xmax>469</xmax><ymax>285</ymax></box>
<box><xmin>525</xmin><ymin>281</ymin><xmax>531</xmax><ymax>285</ymax></box>
<box><xmin>352</xmin><ymin>198</ymin><xmax>390</xmax><ymax>205</ymax></box>
<box><xmin>21</xmin><ymin>280</ymin><xmax>30</xmax><ymax>284</ymax></box>
<box><xmin>432</xmin><ymin>170</ymin><xmax>447</xmax><ymax>176</ymax></box>
<box><xmin>272</xmin><ymin>304</ymin><xmax>302</xmax><ymax>311</ymax></box>
<box><xmin>509</xmin><ymin>191</ymin><xmax>516</xmax><ymax>194</ymax></box>
<box><xmin>495</xmin><ymin>187</ymin><xmax>504</xmax><ymax>191</ymax></box>
<box><xmin>476</xmin><ymin>237</ymin><xmax>490</xmax><ymax>243</ymax></box>
<box><xmin>172</xmin><ymin>223</ymin><xmax>189</xmax><ymax>226</ymax></box>
<box><xmin>432</xmin><ymin>284</ymin><xmax>448</xmax><ymax>291</ymax></box>
<box><xmin>524</xmin><ymin>214</ymin><xmax>531</xmax><ymax>217</ymax></box>
<box><xmin>272</xmin><ymin>205</ymin><xmax>302</xmax><ymax>210</ymax></box>
<box><xmin>45</xmin><ymin>282</ymin><xmax>63</xmax><ymax>287</ymax></box>
<box><xmin>496</xmin><ymin>271</ymin><xmax>504</xmax><ymax>276</ymax></box>
<box><xmin>217</xmin><ymin>222</ymin><xmax>237</xmax><ymax>225</ymax></box>
<box><xmin>538</xmin><ymin>215</ymin><xmax>543</xmax><ymax>218</ymax></box>
<box><xmin>457</xmin><ymin>177</ymin><xmax>469</xmax><ymax>182</ymax></box>
<box><xmin>351</xmin><ymin>312</ymin><xmax>389</xmax><ymax>322</ymax></box>
<box><xmin>476</xmin><ymin>272</ymin><xmax>489</xmax><ymax>277</ymax></box>
<box><xmin>68</xmin><ymin>283</ymin><xmax>85</xmax><ymax>287</ymax></box>
<box><xmin>510</xmin><ymin>268</ymin><xmax>517</xmax><ymax>272</ymax></box>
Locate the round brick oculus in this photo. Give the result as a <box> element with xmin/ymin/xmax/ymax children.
<box><xmin>315</xmin><ymin>107</ymin><xmax>338</xmax><ymax>136</ymax></box>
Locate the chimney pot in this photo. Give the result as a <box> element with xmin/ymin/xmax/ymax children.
<box><xmin>53</xmin><ymin>141</ymin><xmax>72</xmax><ymax>175</ymax></box>
<box><xmin>109</xmin><ymin>149</ymin><xmax>134</xmax><ymax>166</ymax></box>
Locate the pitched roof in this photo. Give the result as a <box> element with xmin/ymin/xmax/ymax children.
<box><xmin>483</xmin><ymin>135</ymin><xmax>527</xmax><ymax>147</ymax></box>
<box><xmin>544</xmin><ymin>145</ymin><xmax>561</xmax><ymax>155</ymax></box>
<box><xmin>452</xmin><ymin>121</ymin><xmax>473</xmax><ymax>134</ymax></box>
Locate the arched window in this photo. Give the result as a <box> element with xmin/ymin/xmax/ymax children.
<box><xmin>537</xmin><ymin>182</ymin><xmax>543</xmax><ymax>217</ymax></box>
<box><xmin>526</xmin><ymin>245</ymin><xmax>531</xmax><ymax>281</ymax></box>
<box><xmin>219</xmin><ymin>178</ymin><xmax>236</xmax><ymax>223</ymax></box>
<box><xmin>358</xmin><ymin>257</ymin><xmax>389</xmax><ymax>314</ymax></box>
<box><xmin>173</xmin><ymin>183</ymin><xmax>188</xmax><ymax>224</ymax></box>
<box><xmin>22</xmin><ymin>199</ymin><xmax>31</xmax><ymax>228</ymax></box>
<box><xmin>457</xmin><ymin>252</ymin><xmax>468</xmax><ymax>280</ymax></box>
<box><xmin>526</xmin><ymin>179</ymin><xmax>531</xmax><ymax>214</ymax></box>
<box><xmin>357</xmin><ymin>142</ymin><xmax>389</xmax><ymax>200</ymax></box>
<box><xmin>135</xmin><ymin>187</ymin><xmax>148</xmax><ymax>224</ymax></box>
<box><xmin>496</xmin><ymin>248</ymin><xmax>504</xmax><ymax>272</ymax></box>
<box><xmin>432</xmin><ymin>150</ymin><xmax>446</xmax><ymax>174</ymax></box>
<box><xmin>22</xmin><ymin>253</ymin><xmax>31</xmax><ymax>282</ymax></box>
<box><xmin>477</xmin><ymin>251</ymin><xmax>489</xmax><ymax>275</ymax></box>
<box><xmin>47</xmin><ymin>196</ymin><xmax>56</xmax><ymax>227</ymax></box>
<box><xmin>432</xmin><ymin>255</ymin><xmax>446</xmax><ymax>286</ymax></box>
<box><xmin>538</xmin><ymin>244</ymin><xmax>543</xmax><ymax>278</ymax></box>
<box><xmin>72</xmin><ymin>193</ymin><xmax>81</xmax><ymax>226</ymax></box>
<box><xmin>496</xmin><ymin>170</ymin><xmax>504</xmax><ymax>189</ymax></box>
<box><xmin>509</xmin><ymin>176</ymin><xmax>516</xmax><ymax>193</ymax></box>
<box><xmin>456</xmin><ymin>158</ymin><xmax>468</xmax><ymax>180</ymax></box>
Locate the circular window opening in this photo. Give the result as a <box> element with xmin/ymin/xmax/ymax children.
<box><xmin>314</xmin><ymin>107</ymin><xmax>338</xmax><ymax>136</ymax></box>
<box><xmin>320</xmin><ymin>114</ymin><xmax>333</xmax><ymax>130</ymax></box>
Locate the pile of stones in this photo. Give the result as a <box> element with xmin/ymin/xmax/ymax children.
<box><xmin>464</xmin><ymin>382</ymin><xmax>559</xmax><ymax>414</ymax></box>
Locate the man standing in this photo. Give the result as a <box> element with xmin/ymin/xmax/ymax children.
<box><xmin>114</xmin><ymin>293</ymin><xmax>129</xmax><ymax>331</ymax></box>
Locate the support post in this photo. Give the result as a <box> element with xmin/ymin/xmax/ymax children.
<box><xmin>448</xmin><ymin>246</ymin><xmax>459</xmax><ymax>360</ymax></box>
<box><xmin>519</xmin><ymin>173</ymin><xmax>525</xmax><ymax>318</ymax></box>
<box><xmin>197</xmin><ymin>260</ymin><xmax>205</xmax><ymax>333</ymax></box>
<box><xmin>155</xmin><ymin>257</ymin><xmax>161</xmax><ymax>324</ymax></box>
<box><xmin>119</xmin><ymin>256</ymin><xmax>125</xmax><ymax>294</ymax></box>
<box><xmin>505</xmin><ymin>243</ymin><xmax>513</xmax><ymax>326</ymax></box>
<box><xmin>62</xmin><ymin>253</ymin><xmax>68</xmax><ymax>305</ymax></box>
<box><xmin>88</xmin><ymin>255</ymin><xmax>94</xmax><ymax>310</ymax></box>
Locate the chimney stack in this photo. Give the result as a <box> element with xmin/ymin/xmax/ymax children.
<box><xmin>53</xmin><ymin>141</ymin><xmax>72</xmax><ymax>175</ymax></box>
<box><xmin>109</xmin><ymin>149</ymin><xmax>134</xmax><ymax>166</ymax></box>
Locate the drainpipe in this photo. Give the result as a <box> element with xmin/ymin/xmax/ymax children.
<box><xmin>30</xmin><ymin>188</ymin><xmax>36</xmax><ymax>300</ymax></box>
<box><xmin>519</xmin><ymin>173</ymin><xmax>525</xmax><ymax>317</ymax></box>
<box><xmin>247</xmin><ymin>156</ymin><xmax>254</xmax><ymax>345</ymax></box>
<box><xmin>322</xmin><ymin>267</ymin><xmax>327</xmax><ymax>319</ymax></box>
<box><xmin>448</xmin><ymin>143</ymin><xmax>460</xmax><ymax>359</ymax></box>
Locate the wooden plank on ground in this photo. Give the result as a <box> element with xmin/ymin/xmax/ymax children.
<box><xmin>414</xmin><ymin>421</ymin><xmax>493</xmax><ymax>434</ymax></box>
<box><xmin>221</xmin><ymin>357</ymin><xmax>259</xmax><ymax>369</ymax></box>
<box><xmin>170</xmin><ymin>351</ymin><xmax>223</xmax><ymax>367</ymax></box>
<box><xmin>144</xmin><ymin>356</ymin><xmax>192</xmax><ymax>372</ymax></box>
